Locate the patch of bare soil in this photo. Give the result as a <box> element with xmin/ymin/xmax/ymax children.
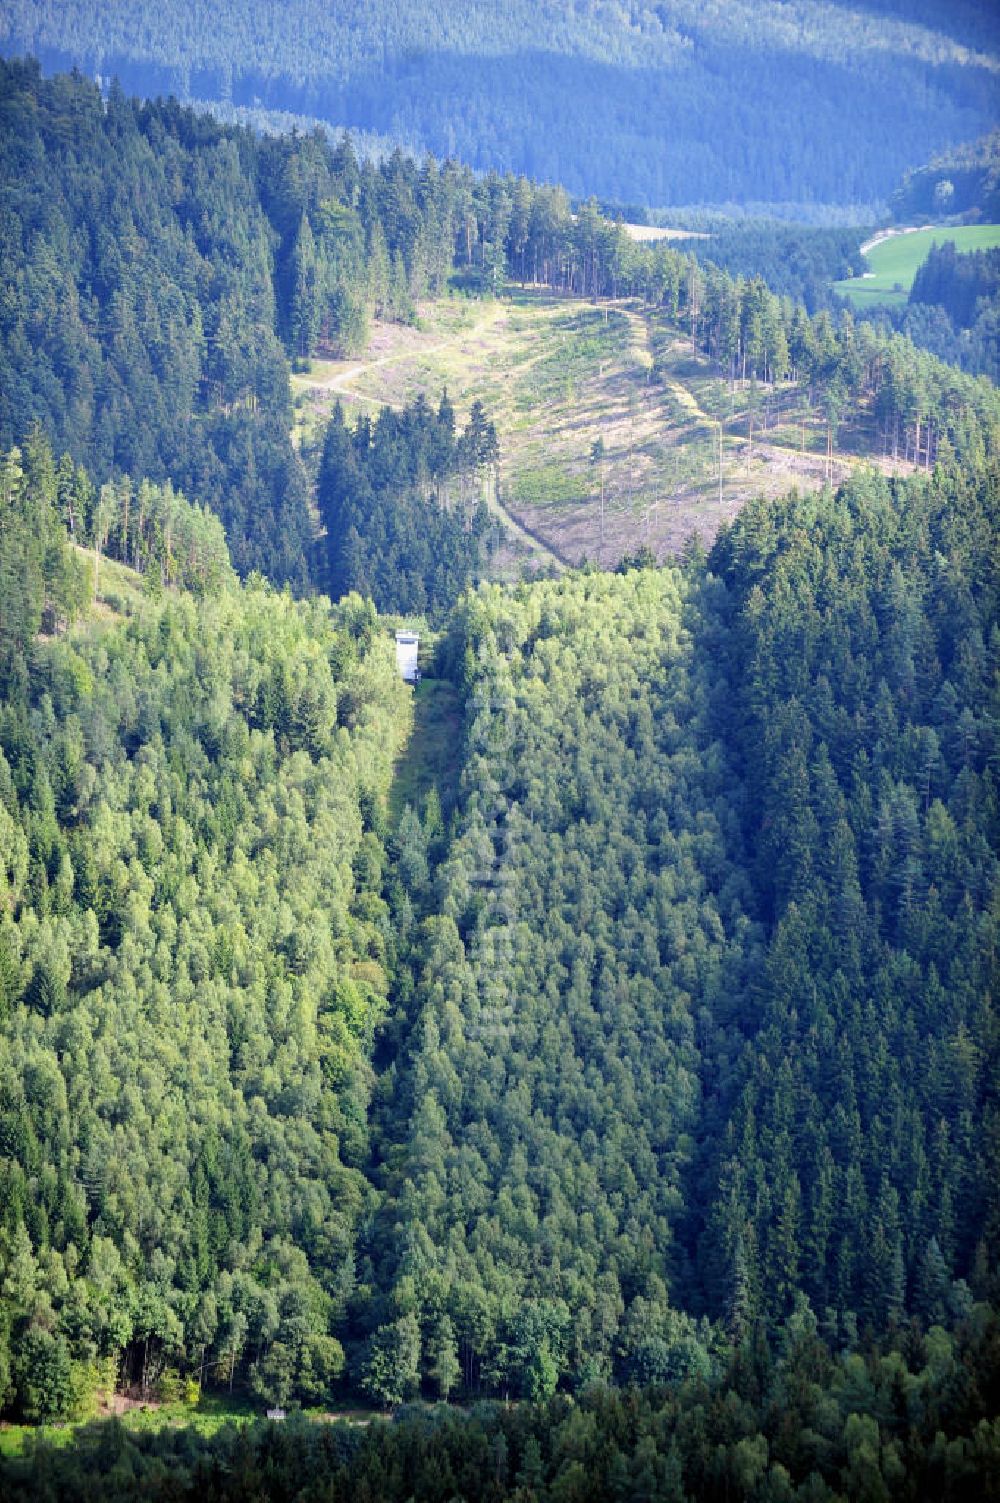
<box><xmin>102</xmin><ymin>1392</ymin><xmax>162</xmax><ymax>1417</ymax></box>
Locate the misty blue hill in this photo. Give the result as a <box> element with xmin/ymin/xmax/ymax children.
<box><xmin>2</xmin><ymin>0</ymin><xmax>999</xmax><ymax>208</ymax></box>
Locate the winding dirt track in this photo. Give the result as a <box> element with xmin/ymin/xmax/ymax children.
<box><xmin>294</xmin><ymin>310</ymin><xmax>565</xmax><ymax>571</ymax></box>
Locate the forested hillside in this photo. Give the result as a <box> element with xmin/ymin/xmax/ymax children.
<box><xmin>911</xmin><ymin>241</ymin><xmax>1000</xmax><ymax>324</ymax></box>
<box><xmin>678</xmin><ymin>223</ymin><xmax>866</xmax><ymax>312</ymax></box>
<box><xmin>365</xmin><ymin>564</ymin><xmax>732</xmax><ymax>1401</ymax></box>
<box><xmin>0</xmin><ymin>440</ymin><xmax>411</xmax><ymax>1419</ymax></box>
<box><xmin>1</xmin><ymin>40</ymin><xmax>998</xmax><ymax>1495</ymax></box>
<box><xmin>674</xmin><ymin>213</ymin><xmax>1000</xmax><ymax>387</ymax></box>
<box><xmin>2</xmin><ymin>430</ymin><xmax>996</xmax><ymax>1444</ymax></box>
<box><xmin>0</xmin><ymin>63</ymin><xmax>312</xmax><ymax>583</ymax></box>
<box><xmin>704</xmin><ymin>461</ymin><xmax>999</xmax><ymax>1336</ymax></box>
<box><xmin>0</xmin><ymin>60</ymin><xmax>495</xmax><ymax>588</ymax></box>
<box><xmin>3</xmin><ymin>1</ymin><xmax>999</xmax><ymax>208</ymax></box>
<box><xmin>356</xmin><ymin>456</ymin><xmax>998</xmax><ymax>1407</ymax></box>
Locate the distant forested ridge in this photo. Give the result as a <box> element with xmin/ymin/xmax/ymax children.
<box><xmin>3</xmin><ymin>1</ymin><xmax>999</xmax><ymax>208</ymax></box>
<box><xmin>876</xmin><ymin>131</ymin><xmax>1000</xmax><ymax>379</ymax></box>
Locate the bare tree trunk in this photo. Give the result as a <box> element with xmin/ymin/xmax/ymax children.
<box><xmin>599</xmin><ymin>473</ymin><xmax>605</xmax><ymax>568</ymax></box>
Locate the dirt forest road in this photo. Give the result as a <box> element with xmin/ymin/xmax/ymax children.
<box><xmin>294</xmin><ymin>306</ymin><xmax>565</xmax><ymax>571</ymax></box>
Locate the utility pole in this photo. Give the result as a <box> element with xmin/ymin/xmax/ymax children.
<box><xmin>590</xmin><ymin>437</ymin><xmax>606</xmax><ymax>568</ymax></box>
<box><xmin>718</xmin><ymin>421</ymin><xmax>724</xmax><ymax>507</ymax></box>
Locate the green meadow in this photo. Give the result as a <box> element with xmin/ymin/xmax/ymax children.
<box><xmin>834</xmin><ymin>224</ymin><xmax>1000</xmax><ymax>308</ymax></box>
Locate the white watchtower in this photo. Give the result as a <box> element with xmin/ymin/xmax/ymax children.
<box><xmin>395</xmin><ymin>630</ymin><xmax>420</xmax><ymax>684</ymax></box>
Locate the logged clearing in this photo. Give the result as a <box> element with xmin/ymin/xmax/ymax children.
<box><xmin>293</xmin><ymin>288</ymin><xmax>914</xmax><ymax>570</ymax></box>
<box><xmin>834</xmin><ymin>223</ymin><xmax>1000</xmax><ymax>308</ymax></box>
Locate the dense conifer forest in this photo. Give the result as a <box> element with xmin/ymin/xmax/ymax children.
<box><xmin>677</xmin><ymin>225</ymin><xmax>866</xmax><ymax>313</ymax></box>
<box><xmin>316</xmin><ymin>396</ymin><xmax>499</xmax><ymax>618</ymax></box>
<box><xmin>0</xmin><ymin>33</ymin><xmax>998</xmax><ymax>1501</ymax></box>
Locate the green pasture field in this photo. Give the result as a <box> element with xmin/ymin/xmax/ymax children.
<box><xmin>833</xmin><ymin>224</ymin><xmax>1000</xmax><ymax>309</ymax></box>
